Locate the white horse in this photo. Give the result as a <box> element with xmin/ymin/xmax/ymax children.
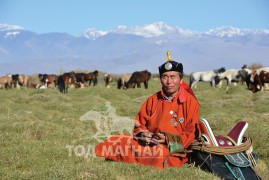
<box><xmin>218</xmin><ymin>69</ymin><xmax>244</xmax><ymax>91</ymax></box>
<box><xmin>189</xmin><ymin>67</ymin><xmax>226</xmax><ymax>89</ymax></box>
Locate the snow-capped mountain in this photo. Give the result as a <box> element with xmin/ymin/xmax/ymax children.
<box><xmin>0</xmin><ymin>23</ymin><xmax>25</xmax><ymax>38</ymax></box>
<box><xmin>0</xmin><ymin>22</ymin><xmax>268</xmax><ymax>75</ymax></box>
<box><xmin>81</xmin><ymin>28</ymin><xmax>108</xmax><ymax>40</ymax></box>
<box><xmin>81</xmin><ymin>22</ymin><xmax>269</xmax><ymax>39</ymax></box>
<box><xmin>82</xmin><ymin>22</ymin><xmax>197</xmax><ymax>39</ymax></box>
<box><xmin>204</xmin><ymin>26</ymin><xmax>269</xmax><ymax>37</ymax></box>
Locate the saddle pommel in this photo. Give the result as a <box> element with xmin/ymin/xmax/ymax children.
<box><xmin>227</xmin><ymin>121</ymin><xmax>248</xmax><ymax>145</ymax></box>
<box><xmin>198</xmin><ymin>118</ymin><xmax>248</xmax><ymax>146</ymax></box>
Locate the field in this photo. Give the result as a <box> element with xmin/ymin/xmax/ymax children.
<box><xmin>0</xmin><ymin>75</ymin><xmax>268</xmax><ymax>179</ymax></box>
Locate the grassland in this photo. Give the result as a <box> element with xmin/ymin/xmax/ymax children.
<box><xmin>0</xmin><ymin>75</ymin><xmax>268</xmax><ymax>179</ymax></box>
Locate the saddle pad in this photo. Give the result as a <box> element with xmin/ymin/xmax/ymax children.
<box><xmin>190</xmin><ymin>151</ymin><xmax>261</xmax><ymax>180</ymax></box>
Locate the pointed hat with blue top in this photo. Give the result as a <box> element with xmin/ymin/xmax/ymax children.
<box><xmin>159</xmin><ymin>51</ymin><xmax>183</xmax><ymax>75</ymax></box>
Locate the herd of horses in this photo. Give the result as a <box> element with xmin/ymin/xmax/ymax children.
<box><xmin>37</xmin><ymin>70</ymin><xmax>99</xmax><ymax>93</ymax></box>
<box><xmin>0</xmin><ymin>70</ymin><xmax>98</xmax><ymax>93</ymax></box>
<box><xmin>0</xmin><ymin>69</ymin><xmax>152</xmax><ymax>93</ymax></box>
<box><xmin>189</xmin><ymin>65</ymin><xmax>269</xmax><ymax>93</ymax></box>
<box><xmin>0</xmin><ymin>74</ymin><xmax>30</xmax><ymax>90</ymax></box>
<box><xmin>1</xmin><ymin>66</ymin><xmax>268</xmax><ymax>93</ymax></box>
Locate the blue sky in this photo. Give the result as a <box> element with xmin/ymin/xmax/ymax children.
<box><xmin>1</xmin><ymin>0</ymin><xmax>268</xmax><ymax>35</ymax></box>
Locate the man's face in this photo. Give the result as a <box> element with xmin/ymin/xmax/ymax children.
<box><xmin>160</xmin><ymin>71</ymin><xmax>182</xmax><ymax>96</ymax></box>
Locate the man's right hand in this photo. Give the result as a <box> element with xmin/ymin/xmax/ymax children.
<box><xmin>139</xmin><ymin>131</ymin><xmax>153</xmax><ymax>145</ymax></box>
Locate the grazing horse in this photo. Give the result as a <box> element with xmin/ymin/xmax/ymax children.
<box><xmin>75</xmin><ymin>70</ymin><xmax>98</xmax><ymax>86</ymax></box>
<box><xmin>0</xmin><ymin>75</ymin><xmax>12</xmax><ymax>89</ymax></box>
<box><xmin>124</xmin><ymin>70</ymin><xmax>151</xmax><ymax>89</ymax></box>
<box><xmin>104</xmin><ymin>74</ymin><xmax>112</xmax><ymax>88</ymax></box>
<box><xmin>18</xmin><ymin>74</ymin><xmax>30</xmax><ymax>88</ymax></box>
<box><xmin>210</xmin><ymin>75</ymin><xmax>222</xmax><ymax>88</ymax></box>
<box><xmin>117</xmin><ymin>74</ymin><xmax>132</xmax><ymax>89</ymax></box>
<box><xmin>249</xmin><ymin>70</ymin><xmax>262</xmax><ymax>93</ymax></box>
<box><xmin>85</xmin><ymin>70</ymin><xmax>98</xmax><ymax>86</ymax></box>
<box><xmin>218</xmin><ymin>69</ymin><xmax>243</xmax><ymax>91</ymax></box>
<box><xmin>250</xmin><ymin>70</ymin><xmax>269</xmax><ymax>92</ymax></box>
<box><xmin>75</xmin><ymin>73</ymin><xmax>86</xmax><ymax>84</ymax></box>
<box><xmin>241</xmin><ymin>67</ymin><xmax>269</xmax><ymax>90</ymax></box>
<box><xmin>189</xmin><ymin>67</ymin><xmax>226</xmax><ymax>89</ymax></box>
<box><xmin>38</xmin><ymin>74</ymin><xmax>58</xmax><ymax>87</ymax></box>
<box><xmin>57</xmin><ymin>71</ymin><xmax>76</xmax><ymax>93</ymax></box>
<box><xmin>258</xmin><ymin>70</ymin><xmax>269</xmax><ymax>91</ymax></box>
<box><xmin>238</xmin><ymin>68</ymin><xmax>252</xmax><ymax>89</ymax></box>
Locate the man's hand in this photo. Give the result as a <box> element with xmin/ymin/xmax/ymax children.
<box><xmin>138</xmin><ymin>132</ymin><xmax>166</xmax><ymax>146</ymax></box>
<box><xmin>139</xmin><ymin>131</ymin><xmax>153</xmax><ymax>145</ymax></box>
<box><xmin>151</xmin><ymin>133</ymin><xmax>166</xmax><ymax>145</ymax></box>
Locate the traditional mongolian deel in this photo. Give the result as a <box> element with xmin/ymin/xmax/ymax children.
<box><xmin>95</xmin><ymin>85</ymin><xmax>200</xmax><ymax>169</ymax></box>
<box><xmin>95</xmin><ymin>51</ymin><xmax>200</xmax><ymax>169</ymax></box>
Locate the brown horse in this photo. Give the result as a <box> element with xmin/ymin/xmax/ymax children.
<box><xmin>0</xmin><ymin>75</ymin><xmax>12</xmax><ymax>89</ymax></box>
<box><xmin>124</xmin><ymin>70</ymin><xmax>151</xmax><ymax>89</ymax></box>
<box><xmin>38</xmin><ymin>74</ymin><xmax>58</xmax><ymax>87</ymax></box>
<box><xmin>84</xmin><ymin>70</ymin><xmax>98</xmax><ymax>86</ymax></box>
<box><xmin>57</xmin><ymin>71</ymin><xmax>76</xmax><ymax>93</ymax></box>
<box><xmin>75</xmin><ymin>70</ymin><xmax>98</xmax><ymax>86</ymax></box>
<box><xmin>250</xmin><ymin>70</ymin><xmax>269</xmax><ymax>92</ymax></box>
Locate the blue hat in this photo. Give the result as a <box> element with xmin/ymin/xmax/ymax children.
<box><xmin>159</xmin><ymin>61</ymin><xmax>183</xmax><ymax>75</ymax></box>
<box><xmin>159</xmin><ymin>51</ymin><xmax>183</xmax><ymax>75</ymax></box>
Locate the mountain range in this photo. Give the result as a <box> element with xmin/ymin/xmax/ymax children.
<box><xmin>0</xmin><ymin>22</ymin><xmax>268</xmax><ymax>76</ymax></box>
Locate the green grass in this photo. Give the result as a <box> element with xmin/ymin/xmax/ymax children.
<box><xmin>0</xmin><ymin>77</ymin><xmax>268</xmax><ymax>179</ymax></box>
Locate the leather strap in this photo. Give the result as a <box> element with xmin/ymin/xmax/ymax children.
<box><xmin>224</xmin><ymin>135</ymin><xmax>238</xmax><ymax>146</ymax></box>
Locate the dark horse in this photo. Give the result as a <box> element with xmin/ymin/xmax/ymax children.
<box><xmin>11</xmin><ymin>74</ymin><xmax>20</xmax><ymax>88</ymax></box>
<box><xmin>75</xmin><ymin>70</ymin><xmax>98</xmax><ymax>86</ymax></box>
<box><xmin>124</xmin><ymin>70</ymin><xmax>151</xmax><ymax>89</ymax></box>
<box><xmin>38</xmin><ymin>74</ymin><xmax>58</xmax><ymax>87</ymax></box>
<box><xmin>57</xmin><ymin>71</ymin><xmax>76</xmax><ymax>93</ymax></box>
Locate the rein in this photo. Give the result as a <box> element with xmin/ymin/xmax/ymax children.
<box><xmin>188</xmin><ymin>136</ymin><xmax>253</xmax><ymax>155</ymax></box>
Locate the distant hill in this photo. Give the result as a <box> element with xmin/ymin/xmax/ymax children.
<box><xmin>0</xmin><ymin>22</ymin><xmax>269</xmax><ymax>75</ymax></box>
